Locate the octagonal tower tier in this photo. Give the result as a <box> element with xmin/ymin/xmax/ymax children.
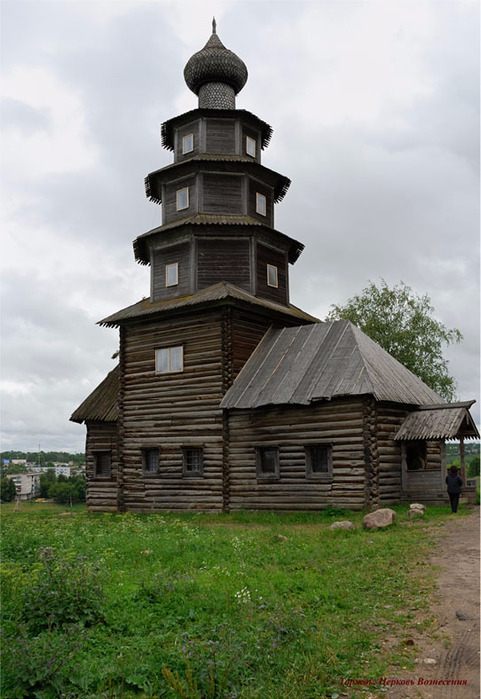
<box><xmin>134</xmin><ymin>23</ymin><xmax>303</xmax><ymax>308</ymax></box>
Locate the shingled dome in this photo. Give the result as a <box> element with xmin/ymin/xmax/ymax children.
<box><xmin>184</xmin><ymin>21</ymin><xmax>248</xmax><ymax>97</ymax></box>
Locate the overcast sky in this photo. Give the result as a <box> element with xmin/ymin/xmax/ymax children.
<box><xmin>1</xmin><ymin>0</ymin><xmax>479</xmax><ymax>453</ymax></box>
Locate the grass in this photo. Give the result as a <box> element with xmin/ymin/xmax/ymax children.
<box><xmin>0</xmin><ymin>502</ymin><xmax>470</xmax><ymax>699</ymax></box>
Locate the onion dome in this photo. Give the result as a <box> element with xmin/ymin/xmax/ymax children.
<box><xmin>184</xmin><ymin>19</ymin><xmax>248</xmax><ymax>109</ymax></box>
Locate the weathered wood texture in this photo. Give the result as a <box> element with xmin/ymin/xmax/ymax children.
<box><xmin>206</xmin><ymin>119</ymin><xmax>236</xmax><ymax>154</ymax></box>
<box><xmin>248</xmin><ymin>179</ymin><xmax>273</xmax><ymax>227</ymax></box>
<box><xmin>202</xmin><ymin>174</ymin><xmax>243</xmax><ymax>215</ymax></box>
<box><xmin>375</xmin><ymin>403</ymin><xmax>408</xmax><ymax>505</ymax></box>
<box><xmin>226</xmin><ymin>399</ymin><xmax>367</xmax><ymax>511</ymax></box>
<box><xmin>242</xmin><ymin>124</ymin><xmax>261</xmax><ymax>163</ymax></box>
<box><xmin>152</xmin><ymin>242</ymin><xmax>191</xmax><ymax>301</ymax></box>
<box><xmin>85</xmin><ymin>421</ymin><xmax>119</xmax><ymax>512</ymax></box>
<box><xmin>120</xmin><ymin>312</ymin><xmax>226</xmax><ymax>511</ymax></box>
<box><xmin>197</xmin><ymin>238</ymin><xmax>250</xmax><ymax>291</ymax></box>
<box><xmin>175</xmin><ymin>119</ymin><xmax>201</xmax><ymax>162</ymax></box>
<box><xmin>256</xmin><ymin>242</ymin><xmax>287</xmax><ymax>304</ymax></box>
<box><xmin>163</xmin><ymin>175</ymin><xmax>197</xmax><ymax>224</ymax></box>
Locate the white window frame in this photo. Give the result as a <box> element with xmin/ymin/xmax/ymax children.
<box><xmin>182</xmin><ymin>133</ymin><xmax>194</xmax><ymax>155</ymax></box>
<box><xmin>246</xmin><ymin>135</ymin><xmax>256</xmax><ymax>158</ymax></box>
<box><xmin>176</xmin><ymin>187</ymin><xmax>189</xmax><ymax>211</ymax></box>
<box><xmin>155</xmin><ymin>346</ymin><xmax>184</xmax><ymax>374</ymax></box>
<box><xmin>256</xmin><ymin>192</ymin><xmax>267</xmax><ymax>216</ymax></box>
<box><xmin>267</xmin><ymin>264</ymin><xmax>278</xmax><ymax>288</ymax></box>
<box><xmin>165</xmin><ymin>262</ymin><xmax>179</xmax><ymax>287</ymax></box>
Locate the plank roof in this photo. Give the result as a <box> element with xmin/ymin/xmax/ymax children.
<box><xmin>220</xmin><ymin>320</ymin><xmax>444</xmax><ymax>409</ymax></box>
<box><xmin>70</xmin><ymin>365</ymin><xmax>119</xmax><ymax>424</ymax></box>
<box><xmin>98</xmin><ymin>282</ymin><xmax>319</xmax><ymax>328</ymax></box>
<box><xmin>393</xmin><ymin>402</ymin><xmax>479</xmax><ymax>440</ymax></box>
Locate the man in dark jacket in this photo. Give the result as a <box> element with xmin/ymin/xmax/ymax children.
<box><xmin>446</xmin><ymin>465</ymin><xmax>463</xmax><ymax>513</ymax></box>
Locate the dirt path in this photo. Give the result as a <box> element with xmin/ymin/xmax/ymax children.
<box><xmin>387</xmin><ymin>509</ymin><xmax>480</xmax><ymax>699</ymax></box>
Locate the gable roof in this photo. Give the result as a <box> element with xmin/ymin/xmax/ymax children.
<box><xmin>70</xmin><ymin>365</ymin><xmax>119</xmax><ymax>424</ymax></box>
<box><xmin>220</xmin><ymin>320</ymin><xmax>443</xmax><ymax>409</ymax></box>
<box><xmin>98</xmin><ymin>282</ymin><xmax>319</xmax><ymax>328</ymax></box>
<box><xmin>393</xmin><ymin>402</ymin><xmax>479</xmax><ymax>440</ymax></box>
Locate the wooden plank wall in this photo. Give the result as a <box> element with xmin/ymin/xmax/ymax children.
<box><xmin>248</xmin><ymin>179</ymin><xmax>273</xmax><ymax>227</ymax></box>
<box><xmin>256</xmin><ymin>243</ymin><xmax>288</xmax><ymax>305</ymax></box>
<box><xmin>202</xmin><ymin>174</ymin><xmax>243</xmax><ymax>215</ymax></box>
<box><xmin>164</xmin><ymin>175</ymin><xmax>197</xmax><ymax>224</ymax></box>
<box><xmin>175</xmin><ymin>120</ymin><xmax>201</xmax><ymax>162</ymax></box>
<box><xmin>152</xmin><ymin>242</ymin><xmax>191</xmax><ymax>301</ymax></box>
<box><xmin>226</xmin><ymin>399</ymin><xmax>367</xmax><ymax>511</ymax></box>
<box><xmin>206</xmin><ymin>119</ymin><xmax>236</xmax><ymax>154</ymax></box>
<box><xmin>85</xmin><ymin>421</ymin><xmax>119</xmax><ymax>512</ymax></box>
<box><xmin>375</xmin><ymin>403</ymin><xmax>409</xmax><ymax>505</ymax></box>
<box><xmin>120</xmin><ymin>312</ymin><xmax>225</xmax><ymax>512</ymax></box>
<box><xmin>197</xmin><ymin>239</ymin><xmax>250</xmax><ymax>291</ymax></box>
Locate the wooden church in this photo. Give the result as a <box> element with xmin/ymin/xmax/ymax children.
<box><xmin>71</xmin><ymin>23</ymin><xmax>478</xmax><ymax>513</ymax></box>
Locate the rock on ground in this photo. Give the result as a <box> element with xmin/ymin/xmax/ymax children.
<box><xmin>330</xmin><ymin>521</ymin><xmax>355</xmax><ymax>531</ymax></box>
<box><xmin>363</xmin><ymin>508</ymin><xmax>397</xmax><ymax>529</ymax></box>
<box><xmin>410</xmin><ymin>503</ymin><xmax>427</xmax><ymax>513</ymax></box>
<box><xmin>407</xmin><ymin>508</ymin><xmax>425</xmax><ymax>519</ymax></box>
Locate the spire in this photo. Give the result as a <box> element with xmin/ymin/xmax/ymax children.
<box><xmin>183</xmin><ymin>21</ymin><xmax>248</xmax><ymax>109</ymax></box>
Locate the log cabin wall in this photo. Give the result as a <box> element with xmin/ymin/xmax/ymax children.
<box><xmin>226</xmin><ymin>398</ymin><xmax>367</xmax><ymax>511</ymax></box>
<box><xmin>375</xmin><ymin>403</ymin><xmax>409</xmax><ymax>505</ymax></box>
<box><xmin>120</xmin><ymin>311</ymin><xmax>225</xmax><ymax>512</ymax></box>
<box><xmin>256</xmin><ymin>242</ymin><xmax>288</xmax><ymax>305</ymax></box>
<box><xmin>85</xmin><ymin>421</ymin><xmax>119</xmax><ymax>512</ymax></box>
<box><xmin>202</xmin><ymin>174</ymin><xmax>243</xmax><ymax>215</ymax></box>
<box><xmin>197</xmin><ymin>238</ymin><xmax>251</xmax><ymax>291</ymax></box>
<box><xmin>206</xmin><ymin>118</ymin><xmax>237</xmax><ymax>154</ymax></box>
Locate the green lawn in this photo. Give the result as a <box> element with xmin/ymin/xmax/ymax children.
<box><xmin>0</xmin><ymin>503</ymin><xmax>467</xmax><ymax>699</ymax></box>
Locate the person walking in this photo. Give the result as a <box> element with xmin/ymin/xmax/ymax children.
<box><xmin>446</xmin><ymin>465</ymin><xmax>463</xmax><ymax>513</ymax></box>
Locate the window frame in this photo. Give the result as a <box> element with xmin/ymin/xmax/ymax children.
<box><xmin>182</xmin><ymin>133</ymin><xmax>194</xmax><ymax>155</ymax></box>
<box><xmin>255</xmin><ymin>192</ymin><xmax>267</xmax><ymax>216</ymax></box>
<box><xmin>304</xmin><ymin>444</ymin><xmax>333</xmax><ymax>480</ymax></box>
<box><xmin>266</xmin><ymin>264</ymin><xmax>278</xmax><ymax>288</ymax></box>
<box><xmin>246</xmin><ymin>135</ymin><xmax>256</xmax><ymax>158</ymax></box>
<box><xmin>93</xmin><ymin>451</ymin><xmax>111</xmax><ymax>479</ymax></box>
<box><xmin>182</xmin><ymin>446</ymin><xmax>204</xmax><ymax>478</ymax></box>
<box><xmin>155</xmin><ymin>346</ymin><xmax>184</xmax><ymax>374</ymax></box>
<box><xmin>255</xmin><ymin>446</ymin><xmax>280</xmax><ymax>480</ymax></box>
<box><xmin>142</xmin><ymin>447</ymin><xmax>160</xmax><ymax>477</ymax></box>
<box><xmin>165</xmin><ymin>262</ymin><xmax>179</xmax><ymax>287</ymax></box>
<box><xmin>176</xmin><ymin>187</ymin><xmax>189</xmax><ymax>211</ymax></box>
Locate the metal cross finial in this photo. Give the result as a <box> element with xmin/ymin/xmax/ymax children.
<box><xmin>212</xmin><ymin>17</ymin><xmax>217</xmax><ymax>34</ymax></box>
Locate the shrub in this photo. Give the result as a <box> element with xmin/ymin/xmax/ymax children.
<box><xmin>20</xmin><ymin>547</ymin><xmax>106</xmax><ymax>633</ymax></box>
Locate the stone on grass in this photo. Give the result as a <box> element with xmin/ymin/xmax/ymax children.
<box><xmin>275</xmin><ymin>534</ymin><xmax>289</xmax><ymax>542</ymax></box>
<box><xmin>406</xmin><ymin>508</ymin><xmax>424</xmax><ymax>519</ymax></box>
<box><xmin>363</xmin><ymin>508</ymin><xmax>396</xmax><ymax>530</ymax></box>
<box><xmin>330</xmin><ymin>521</ymin><xmax>355</xmax><ymax>531</ymax></box>
<box><xmin>410</xmin><ymin>503</ymin><xmax>426</xmax><ymax>513</ymax></box>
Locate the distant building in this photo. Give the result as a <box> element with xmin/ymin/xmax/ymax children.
<box><xmin>11</xmin><ymin>459</ymin><xmax>27</xmax><ymax>466</ymax></box>
<box><xmin>7</xmin><ymin>473</ymin><xmax>40</xmax><ymax>500</ymax></box>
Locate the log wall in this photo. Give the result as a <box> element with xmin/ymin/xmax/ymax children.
<box><xmin>197</xmin><ymin>239</ymin><xmax>251</xmax><ymax>291</ymax></box>
<box><xmin>85</xmin><ymin>421</ymin><xmax>119</xmax><ymax>512</ymax></box>
<box><xmin>375</xmin><ymin>403</ymin><xmax>409</xmax><ymax>505</ymax></box>
<box><xmin>226</xmin><ymin>398</ymin><xmax>367</xmax><ymax>511</ymax></box>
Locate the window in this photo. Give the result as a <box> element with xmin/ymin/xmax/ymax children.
<box><xmin>246</xmin><ymin>135</ymin><xmax>256</xmax><ymax>157</ymax></box>
<box><xmin>182</xmin><ymin>447</ymin><xmax>204</xmax><ymax>477</ymax></box>
<box><xmin>176</xmin><ymin>187</ymin><xmax>189</xmax><ymax>211</ymax></box>
<box><xmin>256</xmin><ymin>192</ymin><xmax>267</xmax><ymax>216</ymax></box>
<box><xmin>406</xmin><ymin>441</ymin><xmax>426</xmax><ymax>471</ymax></box>
<box><xmin>256</xmin><ymin>447</ymin><xmax>279</xmax><ymax>479</ymax></box>
<box><xmin>155</xmin><ymin>346</ymin><xmax>183</xmax><ymax>374</ymax></box>
<box><xmin>142</xmin><ymin>448</ymin><xmax>159</xmax><ymax>476</ymax></box>
<box><xmin>182</xmin><ymin>133</ymin><xmax>193</xmax><ymax>154</ymax></box>
<box><xmin>165</xmin><ymin>262</ymin><xmax>178</xmax><ymax>287</ymax></box>
<box><xmin>305</xmin><ymin>445</ymin><xmax>332</xmax><ymax>479</ymax></box>
<box><xmin>267</xmin><ymin>264</ymin><xmax>278</xmax><ymax>288</ymax></box>
<box><xmin>94</xmin><ymin>451</ymin><xmax>111</xmax><ymax>478</ymax></box>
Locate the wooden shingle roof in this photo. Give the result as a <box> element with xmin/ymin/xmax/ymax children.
<box><xmin>70</xmin><ymin>365</ymin><xmax>119</xmax><ymax>424</ymax></box>
<box><xmin>98</xmin><ymin>282</ymin><xmax>319</xmax><ymax>328</ymax></box>
<box><xmin>393</xmin><ymin>402</ymin><xmax>479</xmax><ymax>440</ymax></box>
<box><xmin>220</xmin><ymin>321</ymin><xmax>443</xmax><ymax>409</ymax></box>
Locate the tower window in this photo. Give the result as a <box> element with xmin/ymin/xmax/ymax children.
<box><xmin>256</xmin><ymin>192</ymin><xmax>267</xmax><ymax>216</ymax></box>
<box><xmin>267</xmin><ymin>264</ymin><xmax>278</xmax><ymax>288</ymax></box>
<box><xmin>142</xmin><ymin>448</ymin><xmax>159</xmax><ymax>475</ymax></box>
<box><xmin>256</xmin><ymin>447</ymin><xmax>279</xmax><ymax>479</ymax></box>
<box><xmin>182</xmin><ymin>447</ymin><xmax>204</xmax><ymax>477</ymax></box>
<box><xmin>305</xmin><ymin>445</ymin><xmax>332</xmax><ymax>479</ymax></box>
<box><xmin>165</xmin><ymin>262</ymin><xmax>178</xmax><ymax>287</ymax></box>
<box><xmin>176</xmin><ymin>187</ymin><xmax>189</xmax><ymax>211</ymax></box>
<box><xmin>155</xmin><ymin>346</ymin><xmax>183</xmax><ymax>374</ymax></box>
<box><xmin>182</xmin><ymin>133</ymin><xmax>194</xmax><ymax>154</ymax></box>
<box><xmin>246</xmin><ymin>135</ymin><xmax>256</xmax><ymax>157</ymax></box>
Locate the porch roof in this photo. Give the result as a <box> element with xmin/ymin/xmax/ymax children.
<box><xmin>393</xmin><ymin>401</ymin><xmax>479</xmax><ymax>441</ymax></box>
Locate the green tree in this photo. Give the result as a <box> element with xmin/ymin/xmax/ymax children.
<box><xmin>326</xmin><ymin>280</ymin><xmax>462</xmax><ymax>401</ymax></box>
<box><xmin>1</xmin><ymin>477</ymin><xmax>17</xmax><ymax>502</ymax></box>
<box><xmin>467</xmin><ymin>455</ymin><xmax>480</xmax><ymax>478</ymax></box>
